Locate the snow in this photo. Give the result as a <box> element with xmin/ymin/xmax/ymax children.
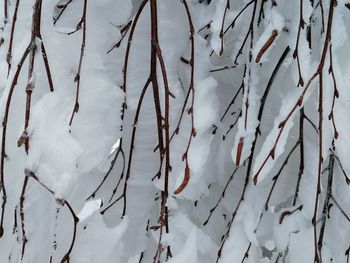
<box><xmin>77</xmin><ymin>199</ymin><xmax>102</xmax><ymax>221</ymax></box>
<box><xmin>0</xmin><ymin>0</ymin><xmax>349</xmax><ymax>262</ymax></box>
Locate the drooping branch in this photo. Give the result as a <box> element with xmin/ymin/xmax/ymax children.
<box><xmin>6</xmin><ymin>0</ymin><xmax>20</xmax><ymax>76</ymax></box>
<box><xmin>22</xmin><ymin>169</ymin><xmax>78</xmax><ymax>263</ymax></box>
<box><xmin>217</xmin><ymin>46</ymin><xmax>290</xmax><ymax>262</ymax></box>
<box><xmin>317</xmin><ymin>152</ymin><xmax>334</xmax><ymax>260</ymax></box>
<box><xmin>68</xmin><ymin>0</ymin><xmax>88</xmax><ymax>128</ymax></box>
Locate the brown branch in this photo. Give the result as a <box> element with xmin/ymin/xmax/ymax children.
<box><xmin>6</xmin><ymin>0</ymin><xmax>20</xmax><ymax>77</ymax></box>
<box><xmin>19</xmin><ymin>175</ymin><xmax>29</xmax><ymax>259</ymax></box>
<box><xmin>151</xmin><ymin>0</ymin><xmax>173</xmax><ymax>258</ymax></box>
<box><xmin>23</xmin><ymin>169</ymin><xmax>78</xmax><ymax>263</ymax></box>
<box><xmin>253</xmin><ymin>0</ymin><xmax>335</xmax><ymax>184</ymax></box>
<box><xmin>293</xmin><ymin>0</ymin><xmax>305</xmax><ymax>87</ymax></box>
<box><xmin>0</xmin><ymin>43</ymin><xmax>31</xmax><ymax>238</ymax></box>
<box><xmin>60</xmin><ymin>200</ymin><xmax>79</xmax><ymax>263</ymax></box>
<box><xmin>328</xmin><ymin>44</ymin><xmax>339</xmax><ymax>139</ymax></box>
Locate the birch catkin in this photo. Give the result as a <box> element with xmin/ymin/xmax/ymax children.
<box><xmin>255</xmin><ymin>29</ymin><xmax>278</xmax><ymax>63</ymax></box>
<box><xmin>174</xmin><ymin>165</ymin><xmax>190</xmax><ymax>194</ymax></box>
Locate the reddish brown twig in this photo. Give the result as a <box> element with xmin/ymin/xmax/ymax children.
<box><xmin>293</xmin><ymin>0</ymin><xmax>305</xmax><ymax>87</ymax></box>
<box><xmin>6</xmin><ymin>0</ymin><xmax>20</xmax><ymax>76</ymax></box>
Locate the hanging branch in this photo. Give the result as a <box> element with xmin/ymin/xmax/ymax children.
<box><xmin>53</xmin><ymin>0</ymin><xmax>74</xmax><ymax>25</ymax></box>
<box><xmin>23</xmin><ymin>0</ymin><xmax>40</xmax><ymax>154</ymax></box>
<box><xmin>218</xmin><ymin>0</ymin><xmax>230</xmax><ymax>55</ymax></box>
<box><xmin>86</xmin><ymin>141</ymin><xmax>125</xmax><ymax>201</ymax></box>
<box><xmin>0</xmin><ymin>0</ymin><xmax>54</xmax><ymax>237</ymax></box>
<box><xmin>317</xmin><ymin>0</ymin><xmax>325</xmax><ymax>33</ymax></box>
<box><xmin>203</xmin><ymin>167</ymin><xmax>239</xmax><ymax>226</ymax></box>
<box><xmin>0</xmin><ymin>44</ymin><xmax>32</xmax><ymax>238</ymax></box>
<box><xmin>22</xmin><ymin>169</ymin><xmax>78</xmax><ymax>263</ymax></box>
<box><xmin>100</xmin><ymin>78</ymin><xmax>152</xmax><ymax>215</ymax></box>
<box><xmin>19</xmin><ymin>175</ymin><xmax>29</xmax><ymax>259</ymax></box>
<box><xmin>293</xmin><ymin>108</ymin><xmax>305</xmax><ymax>205</ymax></box>
<box><xmin>222</xmin><ymin>109</ymin><xmax>241</xmax><ymax>140</ymax></box>
<box><xmin>257</xmin><ymin>0</ymin><xmax>267</xmax><ymax>25</ymax></box>
<box><xmin>266</xmin><ymin>141</ymin><xmax>300</xmax><ymax>212</ymax></box>
<box><xmin>6</xmin><ymin>0</ymin><xmax>20</xmax><ymax>76</ymax></box>
<box><xmin>68</xmin><ymin>0</ymin><xmax>88</xmax><ymax>128</ymax></box>
<box><xmin>173</xmin><ymin>0</ymin><xmax>196</xmax><ymax>195</ymax></box>
<box><xmin>253</xmin><ymin>141</ymin><xmax>300</xmax><ymax>239</ymax></box>
<box><xmin>87</xmin><ymin>0</ymin><xmax>149</xmax><ymax>208</ymax></box>
<box><xmin>240</xmin><ymin>243</ymin><xmax>252</xmax><ymax>263</ymax></box>
<box><xmin>253</xmin><ymin>0</ymin><xmax>335</xmax><ymax>185</ymax></box>
<box><xmin>101</xmin><ymin>8</ymin><xmax>174</xmax><ymax>260</ymax></box>
<box><xmin>151</xmin><ymin>0</ymin><xmax>173</xmax><ymax>260</ymax></box>
<box><xmin>168</xmin><ymin>0</ymin><xmax>196</xmax><ymax>149</ymax></box>
<box><xmin>233</xmin><ymin>0</ymin><xmax>258</xmax><ymax>65</ymax></box>
<box><xmin>293</xmin><ymin>0</ymin><xmax>305</xmax><ymax>87</ymax></box>
<box><xmin>330</xmin><ymin>195</ymin><xmax>350</xmax><ymax>222</ymax></box>
<box><xmin>304</xmin><ymin>112</ymin><xmax>318</xmax><ymax>133</ymax></box>
<box><xmin>216</xmin><ymin>46</ymin><xmax>290</xmax><ymax>262</ymax></box>
<box><xmin>60</xmin><ymin>200</ymin><xmax>79</xmax><ymax>263</ymax></box>
<box><xmin>212</xmin><ymin>65</ymin><xmax>246</xmax><ymax>135</ymax></box>
<box><xmin>223</xmin><ymin>0</ymin><xmax>255</xmax><ymax>36</ymax></box>
<box><xmin>330</xmin><ymin>150</ymin><xmax>350</xmax><ymax>184</ymax></box>
<box><xmin>312</xmin><ymin>2</ymin><xmax>336</xmax><ymax>262</ymax></box>
<box><xmin>107</xmin><ymin>20</ymin><xmax>132</xmax><ymax>54</ymax></box>
<box><xmin>18</xmin><ymin>0</ymin><xmax>54</xmax><ymax>154</ymax></box>
<box><xmin>3</xmin><ymin>0</ymin><xmax>8</xmax><ymax>25</ymax></box>
<box><xmin>328</xmin><ymin>44</ymin><xmax>339</xmax><ymax>139</ymax></box>
<box><xmin>317</xmin><ymin>153</ymin><xmax>334</xmax><ymax>260</ymax></box>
